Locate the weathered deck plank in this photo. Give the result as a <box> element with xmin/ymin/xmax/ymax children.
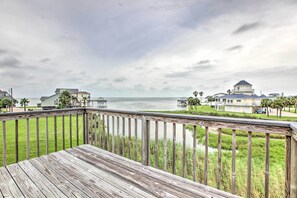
<box><xmin>0</xmin><ymin>167</ymin><xmax>23</xmax><ymax>197</ymax></box>
<box><xmin>18</xmin><ymin>160</ymin><xmax>67</xmax><ymax>197</ymax></box>
<box><xmin>78</xmin><ymin>144</ymin><xmax>241</xmax><ymax>198</ymax></box>
<box><xmin>0</xmin><ymin>144</ymin><xmax>241</xmax><ymax>198</ymax></box>
<box><xmin>29</xmin><ymin>158</ymin><xmax>87</xmax><ymax>198</ymax></box>
<box><xmin>6</xmin><ymin>164</ymin><xmax>45</xmax><ymax>197</ymax></box>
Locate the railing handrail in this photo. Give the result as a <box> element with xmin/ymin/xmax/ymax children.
<box><xmin>85</xmin><ymin>107</ymin><xmax>294</xmax><ymax>129</ymax></box>
<box><xmin>1</xmin><ymin>107</ymin><xmax>295</xmax><ymax>130</ymax></box>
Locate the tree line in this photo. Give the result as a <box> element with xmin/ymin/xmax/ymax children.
<box><xmin>0</xmin><ymin>98</ymin><xmax>30</xmax><ymax>112</ymax></box>
<box><xmin>261</xmin><ymin>96</ymin><xmax>297</xmax><ymax>117</ymax></box>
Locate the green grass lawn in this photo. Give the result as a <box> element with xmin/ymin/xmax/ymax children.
<box><xmin>284</xmin><ymin>108</ymin><xmax>297</xmax><ymax>114</ymax></box>
<box><xmin>0</xmin><ymin>115</ymin><xmax>84</xmax><ymax>166</ymax></box>
<box><xmin>152</xmin><ymin>105</ymin><xmax>297</xmax><ymax>121</ymax></box>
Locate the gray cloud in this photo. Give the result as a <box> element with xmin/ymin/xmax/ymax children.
<box><xmin>197</xmin><ymin>60</ymin><xmax>210</xmax><ymax>64</ymax></box>
<box><xmin>166</xmin><ymin>63</ymin><xmax>214</xmax><ymax>78</ymax></box>
<box><xmin>226</xmin><ymin>45</ymin><xmax>243</xmax><ymax>51</ymax></box>
<box><xmin>0</xmin><ymin>57</ymin><xmax>21</xmax><ymax>68</ymax></box>
<box><xmin>233</xmin><ymin>22</ymin><xmax>261</xmax><ymax>34</ymax></box>
<box><xmin>40</xmin><ymin>58</ymin><xmax>50</xmax><ymax>63</ymax></box>
<box><xmin>114</xmin><ymin>77</ymin><xmax>127</xmax><ymax>82</ymax></box>
<box><xmin>0</xmin><ymin>49</ymin><xmax>8</xmax><ymax>55</ymax></box>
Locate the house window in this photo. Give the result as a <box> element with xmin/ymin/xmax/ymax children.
<box><xmin>237</xmin><ymin>100</ymin><xmax>241</xmax><ymax>102</ymax></box>
<box><xmin>237</xmin><ymin>87</ymin><xmax>240</xmax><ymax>90</ymax></box>
<box><xmin>54</xmin><ymin>99</ymin><xmax>59</xmax><ymax>105</ymax></box>
<box><xmin>231</xmin><ymin>100</ymin><xmax>233</xmax><ymax>103</ymax></box>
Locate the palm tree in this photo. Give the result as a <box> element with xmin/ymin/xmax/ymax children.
<box><xmin>71</xmin><ymin>95</ymin><xmax>78</xmax><ymax>107</ymax></box>
<box><xmin>58</xmin><ymin>91</ymin><xmax>72</xmax><ymax>108</ymax></box>
<box><xmin>294</xmin><ymin>96</ymin><xmax>297</xmax><ymax>113</ymax></box>
<box><xmin>287</xmin><ymin>97</ymin><xmax>295</xmax><ymax>112</ymax></box>
<box><xmin>227</xmin><ymin>89</ymin><xmax>232</xmax><ymax>95</ymax></box>
<box><xmin>82</xmin><ymin>96</ymin><xmax>88</xmax><ymax>107</ymax></box>
<box><xmin>260</xmin><ymin>98</ymin><xmax>272</xmax><ymax>117</ymax></box>
<box><xmin>20</xmin><ymin>98</ymin><xmax>30</xmax><ymax>112</ymax></box>
<box><xmin>207</xmin><ymin>96</ymin><xmax>215</xmax><ymax>106</ymax></box>
<box><xmin>193</xmin><ymin>91</ymin><xmax>198</xmax><ymax>98</ymax></box>
<box><xmin>199</xmin><ymin>92</ymin><xmax>204</xmax><ymax>102</ymax></box>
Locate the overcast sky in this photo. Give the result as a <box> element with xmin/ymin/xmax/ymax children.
<box><xmin>0</xmin><ymin>0</ymin><xmax>297</xmax><ymax>98</ymax></box>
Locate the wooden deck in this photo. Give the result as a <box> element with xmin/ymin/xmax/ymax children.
<box><xmin>0</xmin><ymin>144</ymin><xmax>239</xmax><ymax>198</ymax></box>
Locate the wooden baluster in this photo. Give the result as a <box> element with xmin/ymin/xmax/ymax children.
<box><xmin>62</xmin><ymin>115</ymin><xmax>65</xmax><ymax>150</ymax></box>
<box><xmin>102</xmin><ymin>115</ymin><xmax>106</xmax><ymax>150</ymax></box>
<box><xmin>70</xmin><ymin>114</ymin><xmax>73</xmax><ymax>148</ymax></box>
<box><xmin>285</xmin><ymin>135</ymin><xmax>291</xmax><ymax>197</ymax></box>
<box><xmin>247</xmin><ymin>131</ymin><xmax>252</xmax><ymax>198</ymax></box>
<box><xmin>86</xmin><ymin>113</ymin><xmax>89</xmax><ymax>144</ymax></box>
<box><xmin>122</xmin><ymin>117</ymin><xmax>125</xmax><ymax>156</ymax></box>
<box><xmin>112</xmin><ymin>116</ymin><xmax>115</xmax><ymax>153</ymax></box>
<box><xmin>15</xmin><ymin>120</ymin><xmax>19</xmax><ymax>163</ymax></box>
<box><xmin>231</xmin><ymin>129</ymin><xmax>236</xmax><ymax>194</ymax></box>
<box><xmin>172</xmin><ymin>123</ymin><xmax>176</xmax><ymax>175</ymax></box>
<box><xmin>128</xmin><ymin>118</ymin><xmax>131</xmax><ymax>159</ymax></box>
<box><xmin>155</xmin><ymin>121</ymin><xmax>159</xmax><ymax>168</ymax></box>
<box><xmin>135</xmin><ymin>119</ymin><xmax>138</xmax><ymax>161</ymax></box>
<box><xmin>265</xmin><ymin>133</ymin><xmax>270</xmax><ymax>198</ymax></box>
<box><xmin>117</xmin><ymin>117</ymin><xmax>120</xmax><ymax>155</ymax></box>
<box><xmin>146</xmin><ymin>120</ymin><xmax>150</xmax><ymax>166</ymax></box>
<box><xmin>82</xmin><ymin>113</ymin><xmax>86</xmax><ymax>144</ymax></box>
<box><xmin>193</xmin><ymin>125</ymin><xmax>197</xmax><ymax>181</ymax></box>
<box><xmin>36</xmin><ymin>117</ymin><xmax>40</xmax><ymax>157</ymax></box>
<box><xmin>2</xmin><ymin>120</ymin><xmax>6</xmax><ymax>166</ymax></box>
<box><xmin>46</xmin><ymin>116</ymin><xmax>49</xmax><ymax>154</ymax></box>
<box><xmin>89</xmin><ymin>114</ymin><xmax>93</xmax><ymax>145</ymax></box>
<box><xmin>217</xmin><ymin>128</ymin><xmax>222</xmax><ymax>189</ymax></box>
<box><xmin>76</xmin><ymin>113</ymin><xmax>79</xmax><ymax>146</ymax></box>
<box><xmin>54</xmin><ymin>115</ymin><xmax>57</xmax><ymax>152</ymax></box>
<box><xmin>163</xmin><ymin>122</ymin><xmax>167</xmax><ymax>171</ymax></box>
<box><xmin>98</xmin><ymin>114</ymin><xmax>101</xmax><ymax>147</ymax></box>
<box><xmin>106</xmin><ymin>115</ymin><xmax>110</xmax><ymax>151</ymax></box>
<box><xmin>94</xmin><ymin>114</ymin><xmax>98</xmax><ymax>146</ymax></box>
<box><xmin>204</xmin><ymin>126</ymin><xmax>209</xmax><ymax>185</ymax></box>
<box><xmin>182</xmin><ymin>124</ymin><xmax>186</xmax><ymax>178</ymax></box>
<box><xmin>290</xmin><ymin>135</ymin><xmax>297</xmax><ymax>198</ymax></box>
<box><xmin>141</xmin><ymin>117</ymin><xmax>150</xmax><ymax>166</ymax></box>
<box><xmin>26</xmin><ymin>118</ymin><xmax>30</xmax><ymax>159</ymax></box>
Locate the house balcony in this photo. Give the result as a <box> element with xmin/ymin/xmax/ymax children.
<box><xmin>0</xmin><ymin>108</ymin><xmax>296</xmax><ymax>197</ymax></box>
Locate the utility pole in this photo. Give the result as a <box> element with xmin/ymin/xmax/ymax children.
<box><xmin>10</xmin><ymin>88</ymin><xmax>13</xmax><ymax>113</ymax></box>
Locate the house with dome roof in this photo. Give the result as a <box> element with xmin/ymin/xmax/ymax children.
<box><xmin>217</xmin><ymin>80</ymin><xmax>264</xmax><ymax>113</ymax></box>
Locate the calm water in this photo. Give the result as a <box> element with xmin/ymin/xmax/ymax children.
<box><xmin>18</xmin><ymin>97</ymin><xmax>214</xmax><ymax>150</ymax></box>
<box><xmin>18</xmin><ymin>97</ymin><xmax>187</xmax><ymax>111</ymax></box>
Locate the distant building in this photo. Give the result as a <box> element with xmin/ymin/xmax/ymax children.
<box><xmin>40</xmin><ymin>88</ymin><xmax>90</xmax><ymax>110</ymax></box>
<box><xmin>0</xmin><ymin>90</ymin><xmax>11</xmax><ymax>99</ymax></box>
<box><xmin>214</xmin><ymin>80</ymin><xmax>264</xmax><ymax>113</ymax></box>
<box><xmin>268</xmin><ymin>93</ymin><xmax>280</xmax><ymax>99</ymax></box>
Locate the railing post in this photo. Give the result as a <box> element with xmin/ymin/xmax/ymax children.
<box><xmin>291</xmin><ymin>133</ymin><xmax>297</xmax><ymax>198</ymax></box>
<box><xmin>141</xmin><ymin>116</ymin><xmax>149</xmax><ymax>166</ymax></box>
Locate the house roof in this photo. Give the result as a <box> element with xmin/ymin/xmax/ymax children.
<box><xmin>55</xmin><ymin>88</ymin><xmax>79</xmax><ymax>94</ymax></box>
<box><xmin>220</xmin><ymin>94</ymin><xmax>259</xmax><ymax>99</ymax></box>
<box><xmin>234</xmin><ymin>80</ymin><xmax>252</xmax><ymax>86</ymax></box>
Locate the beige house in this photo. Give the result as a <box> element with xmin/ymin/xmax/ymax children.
<box><xmin>40</xmin><ymin>88</ymin><xmax>90</xmax><ymax>110</ymax></box>
<box><xmin>217</xmin><ymin>80</ymin><xmax>264</xmax><ymax>113</ymax></box>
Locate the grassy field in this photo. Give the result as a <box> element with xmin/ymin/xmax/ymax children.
<box><xmin>0</xmin><ymin>115</ymin><xmax>84</xmax><ymax>165</ymax></box>
<box><xmin>152</xmin><ymin>105</ymin><xmax>297</xmax><ymax>121</ymax></box>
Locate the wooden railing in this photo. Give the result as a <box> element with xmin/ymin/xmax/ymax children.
<box><xmin>0</xmin><ymin>108</ymin><xmax>296</xmax><ymax>197</ymax></box>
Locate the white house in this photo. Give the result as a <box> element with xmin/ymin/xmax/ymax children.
<box><xmin>218</xmin><ymin>80</ymin><xmax>264</xmax><ymax>113</ymax></box>
<box><xmin>40</xmin><ymin>88</ymin><xmax>90</xmax><ymax>110</ymax></box>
